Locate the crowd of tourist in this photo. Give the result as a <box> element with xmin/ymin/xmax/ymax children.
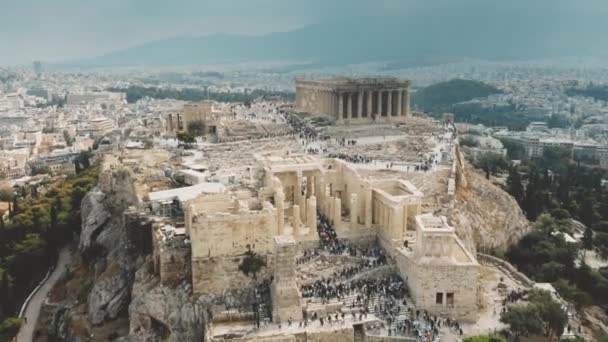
<box><xmin>327</xmin><ymin>153</ymin><xmax>372</xmax><ymax>164</ymax></box>
<box><xmin>296</xmin><ymin>249</ymin><xmax>320</xmax><ymax>265</ymax></box>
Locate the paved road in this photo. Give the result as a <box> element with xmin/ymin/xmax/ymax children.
<box><xmin>16</xmin><ymin>246</ymin><xmax>72</xmax><ymax>342</ymax></box>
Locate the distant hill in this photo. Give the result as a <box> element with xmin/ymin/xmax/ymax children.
<box><xmin>65</xmin><ymin>2</ymin><xmax>608</xmax><ymax>68</ymax></box>
<box><xmin>566</xmin><ymin>85</ymin><xmax>608</xmax><ymax>102</ymax></box>
<box><xmin>412</xmin><ymin>79</ymin><xmax>502</xmax><ymax>113</ymax></box>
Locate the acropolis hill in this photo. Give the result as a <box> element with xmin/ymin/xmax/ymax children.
<box><xmin>38</xmin><ymin>77</ymin><xmax>530</xmax><ymax>342</ymax></box>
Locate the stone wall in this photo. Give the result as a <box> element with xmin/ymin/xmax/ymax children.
<box><xmin>189</xmin><ymin>206</ymin><xmax>277</xmax><ymax>259</ymax></box>
<box><xmin>158</xmin><ymin>240</ymin><xmax>191</xmax><ymax>288</ymax></box>
<box><xmin>477</xmin><ymin>253</ymin><xmax>534</xmax><ymax>287</ymax></box>
<box><xmin>365</xmin><ymin>335</ymin><xmax>416</xmax><ymax>342</ymax></box>
<box><xmin>211</xmin><ymin>327</ymin><xmax>354</xmax><ymax>342</ymax></box>
<box><xmin>305</xmin><ymin>327</ymin><xmax>354</xmax><ymax>342</ymax></box>
<box><xmin>192</xmin><ymin>255</ymin><xmax>272</xmax><ymax>296</ymax></box>
<box><xmin>395</xmin><ymin>252</ymin><xmax>479</xmax><ymax>321</ymax></box>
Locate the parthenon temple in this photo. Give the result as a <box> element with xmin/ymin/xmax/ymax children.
<box><xmin>295</xmin><ymin>77</ymin><xmax>411</xmax><ymax>124</ymax></box>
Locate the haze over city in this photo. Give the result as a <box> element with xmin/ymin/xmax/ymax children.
<box><xmin>1</xmin><ymin>1</ymin><xmax>608</xmax><ymax>342</ymax></box>
<box><xmin>2</xmin><ymin>0</ymin><xmax>608</xmax><ymax>66</ymax></box>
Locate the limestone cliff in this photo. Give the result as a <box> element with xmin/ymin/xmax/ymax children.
<box><xmin>73</xmin><ymin>156</ymin><xmax>204</xmax><ymax>341</ymax></box>
<box><xmin>452</xmin><ymin>164</ymin><xmax>530</xmax><ymax>254</ymax></box>
<box><xmin>79</xmin><ymin>162</ymin><xmax>139</xmax><ymax>325</ymax></box>
<box><xmin>127</xmin><ymin>260</ymin><xmax>205</xmax><ymax>342</ymax></box>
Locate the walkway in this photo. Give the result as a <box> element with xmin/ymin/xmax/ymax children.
<box><xmin>16</xmin><ymin>246</ymin><xmax>72</xmax><ymax>342</ymax></box>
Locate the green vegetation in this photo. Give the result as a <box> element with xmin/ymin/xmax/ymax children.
<box><xmin>502</xmin><ymin>146</ymin><xmax>606</xmax><ymax>222</ymax></box>
<box><xmin>500</xmin><ymin>289</ymin><xmax>568</xmax><ymax>341</ymax></box>
<box><xmin>566</xmin><ymin>85</ymin><xmax>608</xmax><ymax>102</ymax></box>
<box><xmin>0</xmin><ymin>165</ymin><xmax>98</xmax><ymax>339</ymax></box>
<box><xmin>412</xmin><ymin>79</ymin><xmax>546</xmax><ymax>130</ymax></box>
<box><xmin>462</xmin><ymin>333</ymin><xmax>505</xmax><ymax>342</ymax></box>
<box><xmin>473</xmin><ymin>152</ymin><xmax>509</xmax><ymax>179</ymax></box>
<box><xmin>467</xmin><ymin>138</ymin><xmax>608</xmax><ymax>314</ymax></box>
<box><xmin>107</xmin><ymin>86</ymin><xmax>295</xmax><ymax>104</ymax></box>
<box><xmin>499</xmin><ymin>142</ymin><xmax>608</xmax><ymax>313</ymax></box>
<box><xmin>35</xmin><ymin>95</ymin><xmax>66</xmax><ymax>108</ymax></box>
<box><xmin>176</xmin><ymin>132</ymin><xmax>196</xmax><ymax>144</ymax></box>
<box><xmin>187</xmin><ymin>121</ymin><xmax>205</xmax><ymax>136</ymax></box>
<box><xmin>547</xmin><ymin>114</ymin><xmax>571</xmax><ymax>129</ymax></box>
<box><xmin>452</xmin><ymin>103</ymin><xmax>533</xmax><ymax>131</ymax></box>
<box><xmin>459</xmin><ymin>136</ymin><xmax>479</xmax><ymax>148</ymax></box>
<box><xmin>412</xmin><ymin>79</ymin><xmax>502</xmax><ymax>111</ymax></box>
<box><xmin>498</xmin><ymin>138</ymin><xmax>526</xmax><ymax>160</ymax></box>
<box><xmin>0</xmin><ymin>317</ymin><xmax>22</xmax><ymax>341</ymax></box>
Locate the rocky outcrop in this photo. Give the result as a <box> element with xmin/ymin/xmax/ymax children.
<box><xmin>128</xmin><ymin>259</ymin><xmax>205</xmax><ymax>342</ymax></box>
<box><xmin>78</xmin><ymin>163</ymin><xmax>140</xmax><ymax>326</ymax></box>
<box><xmin>452</xmin><ymin>164</ymin><xmax>530</xmax><ymax>254</ymax></box>
<box><xmin>79</xmin><ymin>188</ymin><xmax>110</xmax><ymax>251</ymax></box>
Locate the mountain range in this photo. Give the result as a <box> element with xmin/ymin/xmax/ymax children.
<box><xmin>69</xmin><ymin>3</ymin><xmax>608</xmax><ymax>67</ymax></box>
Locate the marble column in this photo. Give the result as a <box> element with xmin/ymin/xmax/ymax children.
<box><xmin>397</xmin><ymin>89</ymin><xmax>403</xmax><ymax>116</ymax></box>
<box><xmin>276</xmin><ymin>190</ymin><xmax>285</xmax><ymax>235</ymax></box>
<box><xmin>357</xmin><ymin>91</ymin><xmax>363</xmax><ymax>118</ymax></box>
<box><xmin>367</xmin><ymin>91</ymin><xmax>373</xmax><ymax>118</ymax></box>
<box><xmin>295</xmin><ymin>172</ymin><xmax>303</xmax><ymax>207</ymax></box>
<box><xmin>387</xmin><ymin>90</ymin><xmax>393</xmax><ymax>117</ymax></box>
<box><xmin>331</xmin><ymin>93</ymin><xmax>337</xmax><ymax>117</ymax></box>
<box><xmin>393</xmin><ymin>206</ymin><xmax>403</xmax><ymax>239</ymax></box>
<box><xmin>338</xmin><ymin>93</ymin><xmax>344</xmax><ymax>123</ymax></box>
<box><xmin>307</xmin><ymin>196</ymin><xmax>317</xmax><ymax>234</ymax></box>
<box><xmin>377</xmin><ymin>90</ymin><xmax>382</xmax><ymax>116</ymax></box>
<box><xmin>404</xmin><ymin>89</ymin><xmax>411</xmax><ymax>117</ymax></box>
<box><xmin>324</xmin><ymin>185</ymin><xmax>331</xmax><ymax>217</ymax></box>
<box><xmin>316</xmin><ymin>176</ymin><xmax>325</xmax><ymax>212</ymax></box>
<box><xmin>365</xmin><ymin>187</ymin><xmax>373</xmax><ymax>228</ymax></box>
<box><xmin>292</xmin><ymin>205</ymin><xmax>301</xmax><ymax>235</ymax></box>
<box><xmin>350</xmin><ymin>194</ymin><xmax>358</xmax><ymax>227</ymax></box>
<box><xmin>346</xmin><ymin>93</ymin><xmax>353</xmax><ymax>120</ymax></box>
<box><xmin>334</xmin><ymin>198</ymin><xmax>342</xmax><ymax>231</ymax></box>
<box><xmin>306</xmin><ymin>176</ymin><xmax>313</xmax><ymax>198</ymax></box>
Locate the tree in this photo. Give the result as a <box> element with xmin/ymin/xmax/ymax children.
<box><xmin>553</xmin><ymin>279</ymin><xmax>592</xmax><ymax>310</ymax></box>
<box><xmin>500</xmin><ymin>289</ymin><xmax>567</xmax><ymax>341</ymax></box>
<box><xmin>63</xmin><ymin>130</ymin><xmax>73</xmax><ymax>147</ymax></box>
<box><xmin>500</xmin><ymin>139</ymin><xmax>526</xmax><ymax>160</ymax></box>
<box><xmin>506</xmin><ymin>167</ymin><xmax>524</xmax><ymax>204</ymax></box>
<box><xmin>187</xmin><ymin>120</ymin><xmax>206</xmax><ymax>136</ymax></box>
<box><xmin>475</xmin><ymin>152</ymin><xmax>509</xmax><ymax>177</ymax></box>
<box><xmin>593</xmin><ymin>221</ymin><xmax>608</xmax><ymax>234</ymax></box>
<box><xmin>594</xmin><ymin>232</ymin><xmax>608</xmax><ymax>260</ymax></box>
<box><xmin>11</xmin><ymin>196</ymin><xmax>19</xmax><ymax>217</ymax></box>
<box><xmin>0</xmin><ymin>317</ymin><xmax>22</xmax><ymax>341</ymax></box>
<box><xmin>176</xmin><ymin>132</ymin><xmax>196</xmax><ymax>144</ymax></box>
<box><xmin>463</xmin><ymin>334</ymin><xmax>505</xmax><ymax>342</ymax></box>
<box><xmin>500</xmin><ymin>304</ymin><xmax>543</xmax><ymax>337</ymax></box>
<box><xmin>579</xmin><ymin>196</ymin><xmax>596</xmax><ymax>228</ymax></box>
<box><xmin>0</xmin><ymin>270</ymin><xmax>15</xmax><ymax>315</ymax></box>
<box><xmin>582</xmin><ymin>226</ymin><xmax>593</xmax><ymax>252</ymax></box>
<box><xmin>528</xmin><ymin>289</ymin><xmax>568</xmax><ymax>341</ymax></box>
<box><xmin>459</xmin><ymin>136</ymin><xmax>479</xmax><ymax>148</ymax></box>
<box><xmin>50</xmin><ymin>204</ymin><xmax>58</xmax><ymax>231</ymax></box>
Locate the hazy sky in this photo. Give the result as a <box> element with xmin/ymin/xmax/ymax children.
<box><xmin>1</xmin><ymin>0</ymin><xmax>607</xmax><ymax>66</ymax></box>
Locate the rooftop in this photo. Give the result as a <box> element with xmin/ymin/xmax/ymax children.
<box><xmin>148</xmin><ymin>182</ymin><xmax>226</xmax><ymax>203</ymax></box>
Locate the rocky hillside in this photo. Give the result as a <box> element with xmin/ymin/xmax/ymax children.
<box><xmin>43</xmin><ymin>154</ymin><xmax>210</xmax><ymax>341</ymax></box>
<box><xmin>452</xmin><ymin>164</ymin><xmax>530</xmax><ymax>254</ymax></box>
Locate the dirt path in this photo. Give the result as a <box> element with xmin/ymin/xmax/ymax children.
<box><xmin>16</xmin><ymin>246</ymin><xmax>72</xmax><ymax>342</ymax></box>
